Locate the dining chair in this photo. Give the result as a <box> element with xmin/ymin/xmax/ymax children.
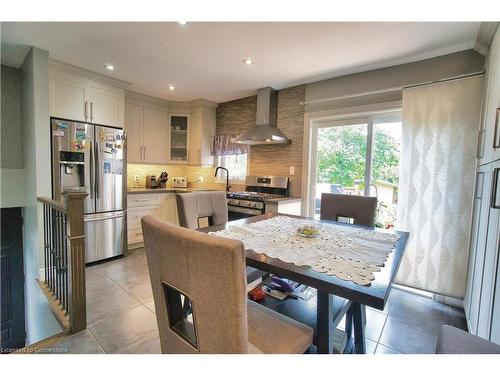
<box><xmin>176</xmin><ymin>191</ymin><xmax>265</xmax><ymax>284</ymax></box>
<box><xmin>320</xmin><ymin>193</ymin><xmax>378</xmax><ymax>227</ymax></box>
<box><xmin>319</xmin><ymin>193</ymin><xmax>377</xmax><ymax>351</ymax></box>
<box><xmin>141</xmin><ymin>215</ymin><xmax>314</xmax><ymax>354</ymax></box>
<box><xmin>176</xmin><ymin>191</ymin><xmax>228</xmax><ymax>229</ymax></box>
<box><xmin>436</xmin><ymin>325</ymin><xmax>500</xmax><ymax>354</ymax></box>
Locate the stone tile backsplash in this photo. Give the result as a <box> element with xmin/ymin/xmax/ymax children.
<box><xmin>126</xmin><ymin>163</ymin><xmax>241</xmax><ymax>191</ymax></box>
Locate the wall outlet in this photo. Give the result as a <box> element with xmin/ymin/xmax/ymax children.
<box><xmin>198</xmin><ymin>176</ymin><xmax>204</xmax><ymax>183</ymax></box>
<box><xmin>289</xmin><ymin>166</ymin><xmax>295</xmax><ymax>176</ymax></box>
<box><xmin>134</xmin><ymin>175</ymin><xmax>139</xmax><ymax>182</ymax></box>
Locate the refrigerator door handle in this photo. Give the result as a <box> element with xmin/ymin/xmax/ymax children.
<box><xmin>90</xmin><ymin>102</ymin><xmax>94</xmax><ymax>123</ymax></box>
<box><xmin>84</xmin><ymin>101</ymin><xmax>88</xmax><ymax>121</ymax></box>
<box><xmin>95</xmin><ymin>138</ymin><xmax>100</xmax><ymax>200</ymax></box>
<box><xmin>89</xmin><ymin>140</ymin><xmax>95</xmax><ymax>199</ymax></box>
<box><xmin>143</xmin><ymin>146</ymin><xmax>146</xmax><ymax>161</ymax></box>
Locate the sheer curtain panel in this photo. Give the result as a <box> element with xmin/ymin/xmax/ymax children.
<box><xmin>396</xmin><ymin>76</ymin><xmax>483</xmax><ymax>298</ymax></box>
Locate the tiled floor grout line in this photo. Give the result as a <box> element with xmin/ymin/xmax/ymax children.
<box><xmin>373</xmin><ymin>310</ymin><xmax>389</xmax><ymax>354</ymax></box>
<box><xmin>103</xmin><ymin>265</ymin><xmax>157</xmax><ymax>311</ymax></box>
<box><xmin>86</xmin><ymin>274</ymin><xmax>143</xmax><ymax>327</ymax></box>
<box><xmin>82</xmin><ymin>250</ymin><xmax>464</xmax><ymax>354</ymax></box>
<box><xmin>86</xmin><ymin>328</ymin><xmax>108</xmax><ymax>354</ymax></box>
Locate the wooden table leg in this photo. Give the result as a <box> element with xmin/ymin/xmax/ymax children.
<box><xmin>316</xmin><ymin>291</ymin><xmax>334</xmax><ymax>354</ymax></box>
<box><xmin>352</xmin><ymin>302</ymin><xmax>366</xmax><ymax>354</ymax></box>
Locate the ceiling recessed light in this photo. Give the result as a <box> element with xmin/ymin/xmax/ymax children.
<box><xmin>242</xmin><ymin>57</ymin><xmax>254</xmax><ymax>65</ymax></box>
<box><xmin>168</xmin><ymin>84</ymin><xmax>175</xmax><ymax>91</ymax></box>
<box><xmin>104</xmin><ymin>63</ymin><xmax>114</xmax><ymax>71</ymax></box>
<box><xmin>178</xmin><ymin>21</ymin><xmax>188</xmax><ymax>25</ymax></box>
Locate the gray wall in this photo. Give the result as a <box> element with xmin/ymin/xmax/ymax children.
<box><xmin>305</xmin><ymin>49</ymin><xmax>485</xmax><ymax>112</ymax></box>
<box><xmin>1</xmin><ymin>64</ymin><xmax>26</xmax><ymax>208</ymax></box>
<box><xmin>216</xmin><ymin>86</ymin><xmax>306</xmax><ymax>198</ymax></box>
<box><xmin>20</xmin><ymin>47</ymin><xmax>62</xmax><ymax>344</ymax></box>
<box><xmin>1</xmin><ymin>64</ymin><xmax>23</xmax><ymax>168</ymax></box>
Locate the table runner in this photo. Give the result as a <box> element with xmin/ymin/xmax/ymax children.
<box><xmin>208</xmin><ymin>216</ymin><xmax>400</xmax><ymax>286</ymax></box>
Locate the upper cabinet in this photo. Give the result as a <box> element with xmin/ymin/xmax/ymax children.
<box><xmin>124</xmin><ymin>93</ymin><xmax>217</xmax><ymax>165</ymax></box>
<box><xmin>50</xmin><ymin>78</ymin><xmax>87</xmax><ymax>122</ymax></box>
<box><xmin>143</xmin><ymin>107</ymin><xmax>169</xmax><ymax>163</ymax></box>
<box><xmin>478</xmin><ymin>30</ymin><xmax>500</xmax><ymax>165</ymax></box>
<box><xmin>168</xmin><ymin>114</ymin><xmax>190</xmax><ymax>164</ymax></box>
<box><xmin>189</xmin><ymin>104</ymin><xmax>216</xmax><ymax>166</ymax></box>
<box><xmin>49</xmin><ymin>68</ymin><xmax>125</xmax><ymax>128</ymax></box>
<box><xmin>85</xmin><ymin>86</ymin><xmax>123</xmax><ymax>127</ymax></box>
<box><xmin>124</xmin><ymin>103</ymin><xmax>144</xmax><ymax>162</ymax></box>
<box><xmin>124</xmin><ymin>99</ymin><xmax>169</xmax><ymax>164</ymax></box>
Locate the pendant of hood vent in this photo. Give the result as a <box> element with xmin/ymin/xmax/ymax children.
<box><xmin>231</xmin><ymin>87</ymin><xmax>291</xmax><ymax>145</ymax></box>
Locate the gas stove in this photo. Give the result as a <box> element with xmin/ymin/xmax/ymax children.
<box><xmin>227</xmin><ymin>176</ymin><xmax>289</xmax><ymax>220</ymax></box>
<box><xmin>227</xmin><ymin>191</ymin><xmax>286</xmax><ymax>201</ymax></box>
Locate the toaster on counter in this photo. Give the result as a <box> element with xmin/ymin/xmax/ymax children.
<box><xmin>172</xmin><ymin>177</ymin><xmax>187</xmax><ymax>188</ymax></box>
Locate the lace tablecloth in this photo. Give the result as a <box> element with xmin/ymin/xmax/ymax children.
<box><xmin>208</xmin><ymin>216</ymin><xmax>400</xmax><ymax>286</ymax></box>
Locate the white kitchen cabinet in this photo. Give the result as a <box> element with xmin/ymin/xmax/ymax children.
<box><xmin>189</xmin><ymin>104</ymin><xmax>216</xmax><ymax>166</ymax></box>
<box><xmin>491</xmin><ymin>233</ymin><xmax>500</xmax><ymax>344</ymax></box>
<box><xmin>168</xmin><ymin>114</ymin><xmax>190</xmax><ymax>164</ymax></box>
<box><xmin>466</xmin><ymin>28</ymin><xmax>500</xmax><ymax>344</ymax></box>
<box><xmin>124</xmin><ymin>103</ymin><xmax>144</xmax><ymax>163</ymax></box>
<box><xmin>478</xmin><ymin>30</ymin><xmax>500</xmax><ymax>165</ymax></box>
<box><xmin>124</xmin><ymin>102</ymin><xmax>168</xmax><ymax>164</ymax></box>
<box><xmin>143</xmin><ymin>107</ymin><xmax>169</xmax><ymax>163</ymax></box>
<box><xmin>86</xmin><ymin>86</ymin><xmax>124</xmax><ymax>127</ymax></box>
<box><xmin>465</xmin><ymin>165</ymin><xmax>492</xmax><ymax>333</ymax></box>
<box><xmin>477</xmin><ymin>164</ymin><xmax>500</xmax><ymax>338</ymax></box>
<box><xmin>49</xmin><ymin>69</ymin><xmax>125</xmax><ymax>127</ymax></box>
<box><xmin>127</xmin><ymin>192</ymin><xmax>179</xmax><ymax>248</ymax></box>
<box><xmin>465</xmin><ymin>160</ymin><xmax>500</xmax><ymax>343</ymax></box>
<box><xmin>50</xmin><ymin>78</ymin><xmax>87</xmax><ymax>122</ymax></box>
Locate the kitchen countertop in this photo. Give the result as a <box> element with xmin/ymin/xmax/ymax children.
<box><xmin>127</xmin><ymin>187</ymin><xmax>219</xmax><ymax>194</ymax></box>
<box><xmin>128</xmin><ymin>188</ymin><xmax>302</xmax><ymax>204</ymax></box>
<box><xmin>264</xmin><ymin>197</ymin><xmax>302</xmax><ymax>204</ymax></box>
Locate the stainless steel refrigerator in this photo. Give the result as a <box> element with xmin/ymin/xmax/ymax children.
<box><xmin>51</xmin><ymin>118</ymin><xmax>126</xmax><ymax>263</ymax></box>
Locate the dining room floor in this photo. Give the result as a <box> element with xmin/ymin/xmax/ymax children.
<box><xmin>44</xmin><ymin>247</ymin><xmax>468</xmax><ymax>354</ymax></box>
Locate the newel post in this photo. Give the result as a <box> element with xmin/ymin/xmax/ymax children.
<box><xmin>62</xmin><ymin>191</ymin><xmax>88</xmax><ymax>333</ymax></box>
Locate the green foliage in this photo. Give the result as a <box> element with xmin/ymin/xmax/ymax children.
<box><xmin>316</xmin><ymin>125</ymin><xmax>400</xmax><ymax>187</ymax></box>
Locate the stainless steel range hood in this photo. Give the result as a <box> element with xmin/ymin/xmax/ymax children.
<box><xmin>231</xmin><ymin>87</ymin><xmax>291</xmax><ymax>145</ymax></box>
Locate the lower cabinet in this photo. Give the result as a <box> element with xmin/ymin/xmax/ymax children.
<box><xmin>127</xmin><ymin>193</ymin><xmax>179</xmax><ymax>248</ymax></box>
<box><xmin>465</xmin><ymin>160</ymin><xmax>500</xmax><ymax>344</ymax></box>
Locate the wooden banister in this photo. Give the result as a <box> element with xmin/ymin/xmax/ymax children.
<box><xmin>37</xmin><ymin>192</ymin><xmax>88</xmax><ymax>333</ymax></box>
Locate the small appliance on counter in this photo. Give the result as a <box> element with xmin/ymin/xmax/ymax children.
<box><xmin>146</xmin><ymin>175</ymin><xmax>159</xmax><ymax>189</ymax></box>
<box><xmin>172</xmin><ymin>177</ymin><xmax>187</xmax><ymax>188</ymax></box>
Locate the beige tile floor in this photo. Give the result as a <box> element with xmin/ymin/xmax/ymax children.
<box><xmin>47</xmin><ymin>248</ymin><xmax>466</xmax><ymax>354</ymax></box>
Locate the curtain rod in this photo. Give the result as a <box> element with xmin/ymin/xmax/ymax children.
<box><xmin>302</xmin><ymin>71</ymin><xmax>485</xmax><ymax>106</ymax></box>
<box><xmin>403</xmin><ymin>71</ymin><xmax>485</xmax><ymax>91</ymax></box>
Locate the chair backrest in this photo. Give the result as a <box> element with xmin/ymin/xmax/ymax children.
<box><xmin>176</xmin><ymin>191</ymin><xmax>228</xmax><ymax>229</ymax></box>
<box><xmin>320</xmin><ymin>193</ymin><xmax>377</xmax><ymax>227</ymax></box>
<box><xmin>141</xmin><ymin>215</ymin><xmax>248</xmax><ymax>353</ymax></box>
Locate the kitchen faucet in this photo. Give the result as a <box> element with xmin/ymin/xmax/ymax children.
<box><xmin>214</xmin><ymin>167</ymin><xmax>231</xmax><ymax>192</ymax></box>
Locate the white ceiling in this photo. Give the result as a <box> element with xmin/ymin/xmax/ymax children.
<box><xmin>1</xmin><ymin>22</ymin><xmax>481</xmax><ymax>103</ymax></box>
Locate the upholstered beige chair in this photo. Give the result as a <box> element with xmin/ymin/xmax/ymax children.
<box><xmin>141</xmin><ymin>215</ymin><xmax>313</xmax><ymax>354</ymax></box>
<box><xmin>176</xmin><ymin>191</ymin><xmax>228</xmax><ymax>229</ymax></box>
<box><xmin>176</xmin><ymin>191</ymin><xmax>264</xmax><ymax>283</ymax></box>
<box><xmin>320</xmin><ymin>193</ymin><xmax>377</xmax><ymax>227</ymax></box>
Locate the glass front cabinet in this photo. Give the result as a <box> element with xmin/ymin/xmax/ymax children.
<box><xmin>168</xmin><ymin>114</ymin><xmax>189</xmax><ymax>163</ymax></box>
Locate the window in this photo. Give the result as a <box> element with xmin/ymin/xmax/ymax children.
<box><xmin>216</xmin><ymin>153</ymin><xmax>248</xmax><ymax>182</ymax></box>
<box><xmin>310</xmin><ymin>112</ymin><xmax>402</xmax><ymax>228</ymax></box>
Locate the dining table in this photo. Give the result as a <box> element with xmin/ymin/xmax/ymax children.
<box><xmin>198</xmin><ymin>212</ymin><xmax>409</xmax><ymax>354</ymax></box>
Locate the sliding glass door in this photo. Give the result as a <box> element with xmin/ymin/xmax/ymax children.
<box><xmin>309</xmin><ymin>112</ymin><xmax>402</xmax><ymax>228</ymax></box>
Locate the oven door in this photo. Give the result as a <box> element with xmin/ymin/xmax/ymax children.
<box><xmin>228</xmin><ymin>205</ymin><xmax>263</xmax><ymax>221</ymax></box>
